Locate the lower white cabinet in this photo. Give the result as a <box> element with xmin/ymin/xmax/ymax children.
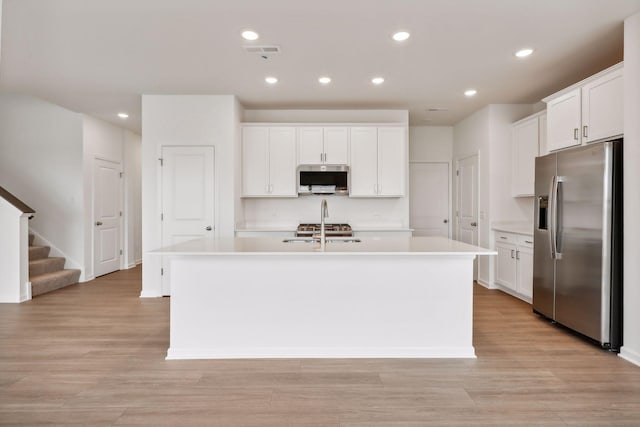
<box><xmin>494</xmin><ymin>231</ymin><xmax>533</xmax><ymax>302</ymax></box>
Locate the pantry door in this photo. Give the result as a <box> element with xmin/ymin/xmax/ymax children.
<box><xmin>161</xmin><ymin>146</ymin><xmax>215</xmax><ymax>295</ymax></box>
<box><xmin>410</xmin><ymin>162</ymin><xmax>449</xmax><ymax>237</ymax></box>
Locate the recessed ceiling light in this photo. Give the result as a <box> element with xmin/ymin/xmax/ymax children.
<box><xmin>371</xmin><ymin>77</ymin><xmax>385</xmax><ymax>85</ymax></box>
<box><xmin>515</xmin><ymin>48</ymin><xmax>534</xmax><ymax>58</ymax></box>
<box><xmin>318</xmin><ymin>76</ymin><xmax>332</xmax><ymax>84</ymax></box>
<box><xmin>392</xmin><ymin>31</ymin><xmax>410</xmax><ymax>41</ymax></box>
<box><xmin>464</xmin><ymin>89</ymin><xmax>477</xmax><ymax>97</ymax></box>
<box><xmin>265</xmin><ymin>76</ymin><xmax>278</xmax><ymax>84</ymax></box>
<box><xmin>241</xmin><ymin>30</ymin><xmax>259</xmax><ymax>41</ymax></box>
<box><xmin>117</xmin><ymin>112</ymin><xmax>128</xmax><ymax>119</ymax></box>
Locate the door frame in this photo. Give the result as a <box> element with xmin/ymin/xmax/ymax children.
<box><xmin>92</xmin><ymin>156</ymin><xmax>124</xmax><ymax>279</ymax></box>
<box><xmin>455</xmin><ymin>153</ymin><xmax>480</xmax><ymax>280</ymax></box>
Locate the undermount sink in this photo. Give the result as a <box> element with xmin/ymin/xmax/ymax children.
<box><xmin>282</xmin><ymin>238</ymin><xmax>361</xmax><ymax>244</ymax></box>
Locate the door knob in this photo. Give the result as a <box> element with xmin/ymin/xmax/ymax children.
<box><xmin>205</xmin><ymin>226</ymin><xmax>212</xmax><ymax>231</ymax></box>
<box><xmin>95</xmin><ymin>221</ymin><xmax>103</xmax><ymax>226</ymax></box>
<box><xmin>470</xmin><ymin>221</ymin><xmax>477</xmax><ymax>227</ymax></box>
<box><xmin>443</xmin><ymin>219</ymin><xmax>448</xmax><ymax>224</ymax></box>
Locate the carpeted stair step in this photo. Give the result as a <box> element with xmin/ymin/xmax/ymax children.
<box><xmin>31</xmin><ymin>269</ymin><xmax>81</xmax><ymax>297</ymax></box>
<box><xmin>29</xmin><ymin>234</ymin><xmax>35</xmax><ymax>246</ymax></box>
<box><xmin>29</xmin><ymin>257</ymin><xmax>66</xmax><ymax>277</ymax></box>
<box><xmin>29</xmin><ymin>245</ymin><xmax>50</xmax><ymax>261</ymax></box>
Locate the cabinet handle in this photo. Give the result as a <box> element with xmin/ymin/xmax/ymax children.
<box><xmin>516</xmin><ymin>250</ymin><xmax>520</xmax><ymax>260</ymax></box>
<box><xmin>525</xmin><ymin>240</ymin><xmax>533</xmax><ymax>244</ymax></box>
<box><xmin>511</xmin><ymin>249</ymin><xmax>515</xmax><ymax>259</ymax></box>
<box><xmin>500</xmin><ymin>236</ymin><xmax>507</xmax><ymax>240</ymax></box>
<box><xmin>324</xmin><ymin>153</ymin><xmax>327</xmax><ymax>162</ymax></box>
<box><xmin>574</xmin><ymin>128</ymin><xmax>579</xmax><ymax>140</ymax></box>
<box><xmin>583</xmin><ymin>125</ymin><xmax>588</xmax><ymax>138</ymax></box>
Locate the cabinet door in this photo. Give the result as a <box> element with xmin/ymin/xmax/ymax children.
<box><xmin>582</xmin><ymin>67</ymin><xmax>623</xmax><ymax>143</ymax></box>
<box><xmin>495</xmin><ymin>241</ymin><xmax>517</xmax><ymax>291</ymax></box>
<box><xmin>242</xmin><ymin>127</ymin><xmax>270</xmax><ymax>196</ymax></box>
<box><xmin>298</xmin><ymin>127</ymin><xmax>324</xmax><ymax>164</ymax></box>
<box><xmin>512</xmin><ymin>117</ymin><xmax>539</xmax><ymax>197</ymax></box>
<box><xmin>546</xmin><ymin>88</ymin><xmax>582</xmax><ymax>152</ymax></box>
<box><xmin>324</xmin><ymin>127</ymin><xmax>349</xmax><ymax>164</ymax></box>
<box><xmin>349</xmin><ymin>127</ymin><xmax>378</xmax><ymax>197</ymax></box>
<box><xmin>268</xmin><ymin>127</ymin><xmax>297</xmax><ymax>196</ymax></box>
<box><xmin>517</xmin><ymin>244</ymin><xmax>534</xmax><ymax>299</ymax></box>
<box><xmin>377</xmin><ymin>127</ymin><xmax>406</xmax><ymax>196</ymax></box>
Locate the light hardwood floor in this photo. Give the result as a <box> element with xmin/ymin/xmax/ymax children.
<box><xmin>1</xmin><ymin>265</ymin><xmax>639</xmax><ymax>426</ymax></box>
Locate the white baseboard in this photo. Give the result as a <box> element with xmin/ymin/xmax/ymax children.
<box><xmin>135</xmin><ymin>259</ymin><xmax>142</xmax><ymax>265</ymax></box>
<box><xmin>127</xmin><ymin>263</ymin><xmax>136</xmax><ymax>269</ymax></box>
<box><xmin>476</xmin><ymin>279</ymin><xmax>492</xmax><ymax>289</ymax></box>
<box><xmin>493</xmin><ymin>284</ymin><xmax>532</xmax><ymax>304</ymax></box>
<box><xmin>139</xmin><ymin>290</ymin><xmax>162</xmax><ymax>298</ymax></box>
<box><xmin>166</xmin><ymin>346</ymin><xmax>477</xmax><ymax>360</ymax></box>
<box><xmin>619</xmin><ymin>347</ymin><xmax>640</xmax><ymax>367</ymax></box>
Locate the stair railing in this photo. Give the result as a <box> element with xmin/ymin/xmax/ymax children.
<box><xmin>0</xmin><ymin>186</ymin><xmax>35</xmax><ymax>302</ymax></box>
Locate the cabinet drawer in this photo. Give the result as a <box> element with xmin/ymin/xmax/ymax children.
<box><xmin>495</xmin><ymin>232</ymin><xmax>516</xmax><ymax>243</ymax></box>
<box><xmin>517</xmin><ymin>235</ymin><xmax>534</xmax><ymax>248</ymax></box>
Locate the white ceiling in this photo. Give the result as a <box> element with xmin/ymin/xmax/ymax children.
<box><xmin>1</xmin><ymin>0</ymin><xmax>640</xmax><ymax>133</ymax></box>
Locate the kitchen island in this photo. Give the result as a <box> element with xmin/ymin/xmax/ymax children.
<box><xmin>158</xmin><ymin>236</ymin><xmax>494</xmax><ymax>360</ymax></box>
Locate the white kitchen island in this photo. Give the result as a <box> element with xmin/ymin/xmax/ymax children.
<box><xmin>158</xmin><ymin>236</ymin><xmax>494</xmax><ymax>360</ymax></box>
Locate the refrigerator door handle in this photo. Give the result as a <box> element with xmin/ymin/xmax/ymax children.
<box><xmin>548</xmin><ymin>176</ymin><xmax>557</xmax><ymax>259</ymax></box>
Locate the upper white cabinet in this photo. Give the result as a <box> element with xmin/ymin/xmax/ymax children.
<box><xmin>350</xmin><ymin>127</ymin><xmax>406</xmax><ymax>197</ymax></box>
<box><xmin>298</xmin><ymin>127</ymin><xmax>349</xmax><ymax>165</ymax></box>
<box><xmin>512</xmin><ymin>112</ymin><xmax>545</xmax><ymax>197</ymax></box>
<box><xmin>242</xmin><ymin>126</ymin><xmax>297</xmax><ymax>197</ymax></box>
<box><xmin>581</xmin><ymin>67</ymin><xmax>623</xmax><ymax>143</ymax></box>
<box><xmin>544</xmin><ymin>63</ymin><xmax>623</xmax><ymax>153</ymax></box>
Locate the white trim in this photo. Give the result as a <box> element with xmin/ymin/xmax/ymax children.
<box><xmin>619</xmin><ymin>347</ymin><xmax>640</xmax><ymax>367</ymax></box>
<box><xmin>166</xmin><ymin>346</ymin><xmax>476</xmax><ymax>360</ymax></box>
<box><xmin>476</xmin><ymin>278</ymin><xmax>492</xmax><ymax>289</ymax></box>
<box><xmin>139</xmin><ymin>290</ymin><xmax>162</xmax><ymax>298</ymax></box>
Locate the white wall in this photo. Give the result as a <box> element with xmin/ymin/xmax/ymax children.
<box><xmin>487</xmin><ymin>105</ymin><xmax>537</xmax><ymax>224</ymax></box>
<box><xmin>141</xmin><ymin>95</ymin><xmax>240</xmax><ymax>297</ymax></box>
<box><xmin>0</xmin><ymin>200</ymin><xmax>30</xmax><ymax>302</ymax></box>
<box><xmin>452</xmin><ymin>104</ymin><xmax>534</xmax><ymax>285</ymax></box>
<box><xmin>82</xmin><ymin>115</ymin><xmax>124</xmax><ymax>280</ymax></box>
<box><xmin>242</xmin><ymin>197</ymin><xmax>408</xmax><ymax>228</ymax></box>
<box><xmin>409</xmin><ymin>126</ymin><xmax>453</xmax><ymax>163</ymax></box>
<box><xmin>620</xmin><ymin>11</ymin><xmax>640</xmax><ymax>367</ymax></box>
<box><xmin>124</xmin><ymin>130</ymin><xmax>142</xmax><ymax>266</ymax></box>
<box><xmin>0</xmin><ymin>94</ymin><xmax>85</xmax><ymax>272</ymax></box>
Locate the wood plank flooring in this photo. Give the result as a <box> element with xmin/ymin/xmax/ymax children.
<box><xmin>1</xmin><ymin>265</ymin><xmax>639</xmax><ymax>425</ymax></box>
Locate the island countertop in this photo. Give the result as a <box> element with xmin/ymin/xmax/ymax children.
<box><xmin>155</xmin><ymin>236</ymin><xmax>495</xmax><ymax>256</ymax></box>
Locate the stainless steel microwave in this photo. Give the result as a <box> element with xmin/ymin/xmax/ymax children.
<box><xmin>298</xmin><ymin>165</ymin><xmax>349</xmax><ymax>195</ymax></box>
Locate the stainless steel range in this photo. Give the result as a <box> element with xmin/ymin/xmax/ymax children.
<box><xmin>296</xmin><ymin>223</ymin><xmax>353</xmax><ymax>237</ymax></box>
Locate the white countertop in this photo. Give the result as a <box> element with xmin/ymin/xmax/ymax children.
<box><xmin>491</xmin><ymin>222</ymin><xmax>534</xmax><ymax>236</ymax></box>
<box><xmin>155</xmin><ymin>236</ymin><xmax>495</xmax><ymax>256</ymax></box>
<box><xmin>235</xmin><ymin>226</ymin><xmax>414</xmax><ymax>233</ymax></box>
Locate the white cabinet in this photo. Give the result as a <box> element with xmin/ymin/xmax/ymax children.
<box><xmin>512</xmin><ymin>112</ymin><xmax>545</xmax><ymax>197</ymax></box>
<box><xmin>494</xmin><ymin>232</ymin><xmax>534</xmax><ymax>302</ymax></box>
<box><xmin>298</xmin><ymin>127</ymin><xmax>349</xmax><ymax>165</ymax></box>
<box><xmin>581</xmin><ymin>67</ymin><xmax>623</xmax><ymax>143</ymax></box>
<box><xmin>544</xmin><ymin>63</ymin><xmax>623</xmax><ymax>153</ymax></box>
<box><xmin>242</xmin><ymin>126</ymin><xmax>297</xmax><ymax>197</ymax></box>
<box><xmin>350</xmin><ymin>127</ymin><xmax>406</xmax><ymax>197</ymax></box>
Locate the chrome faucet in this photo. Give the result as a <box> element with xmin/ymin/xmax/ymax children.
<box><xmin>320</xmin><ymin>199</ymin><xmax>329</xmax><ymax>250</ymax></box>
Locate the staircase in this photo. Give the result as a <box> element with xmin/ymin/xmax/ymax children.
<box><xmin>29</xmin><ymin>234</ymin><xmax>81</xmax><ymax>296</ymax></box>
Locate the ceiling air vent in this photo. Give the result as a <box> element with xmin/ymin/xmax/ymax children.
<box><xmin>243</xmin><ymin>45</ymin><xmax>281</xmax><ymax>54</ymax></box>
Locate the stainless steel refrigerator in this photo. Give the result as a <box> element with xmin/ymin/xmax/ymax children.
<box><xmin>533</xmin><ymin>139</ymin><xmax>622</xmax><ymax>350</ymax></box>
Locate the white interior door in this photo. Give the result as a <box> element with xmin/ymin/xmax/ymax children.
<box><xmin>94</xmin><ymin>158</ymin><xmax>122</xmax><ymax>277</ymax></box>
<box><xmin>410</xmin><ymin>162</ymin><xmax>449</xmax><ymax>237</ymax></box>
<box><xmin>161</xmin><ymin>146</ymin><xmax>215</xmax><ymax>295</ymax></box>
<box><xmin>456</xmin><ymin>154</ymin><xmax>479</xmax><ymax>279</ymax></box>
